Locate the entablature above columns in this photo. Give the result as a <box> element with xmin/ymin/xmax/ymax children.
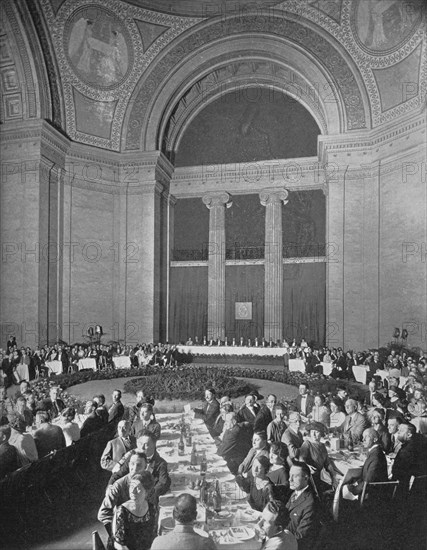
<box><xmin>171</xmin><ymin>157</ymin><xmax>327</xmax><ymax>198</ymax></box>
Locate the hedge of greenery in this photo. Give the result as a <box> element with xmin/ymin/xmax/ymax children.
<box><xmin>36</xmin><ymin>363</ymin><xmax>366</xmax><ymax>403</ymax></box>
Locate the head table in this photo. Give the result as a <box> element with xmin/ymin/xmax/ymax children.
<box><xmin>156</xmin><ymin>412</ymin><xmax>263</xmax><ymax>550</ymax></box>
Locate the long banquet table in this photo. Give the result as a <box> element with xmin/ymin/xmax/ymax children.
<box><xmin>177</xmin><ymin>345</ymin><xmax>288</xmax><ymax>357</ymax></box>
<box><xmin>156</xmin><ymin>412</ymin><xmax>263</xmax><ymax>549</ymax></box>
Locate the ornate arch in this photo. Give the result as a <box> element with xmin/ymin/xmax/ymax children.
<box><xmin>123</xmin><ymin>11</ymin><xmax>371</xmax><ymax>152</ymax></box>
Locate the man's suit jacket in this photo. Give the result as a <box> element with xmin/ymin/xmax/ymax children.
<box><xmin>286</xmin><ymin>488</ymin><xmax>319</xmax><ymax>550</ymax></box>
<box><xmin>281</xmin><ymin>428</ymin><xmax>304</xmax><ymax>463</ymax></box>
<box><xmin>375</xmin><ymin>424</ymin><xmax>392</xmax><ymax>454</ymax></box>
<box><xmin>237</xmin><ymin>447</ymin><xmax>269</xmax><ymax>476</ymax></box>
<box><xmin>33</xmin><ymin>423</ymin><xmax>66</xmax><ymax>457</ymax></box>
<box><xmin>254</xmin><ymin>406</ymin><xmax>273</xmax><ymax>434</ymax></box>
<box><xmin>351</xmin><ymin>445</ymin><xmax>388</xmax><ymax>495</ymax></box>
<box><xmin>100</xmin><ymin>435</ymin><xmax>136</xmax><ymax>471</ymax></box>
<box><xmin>194</xmin><ymin>399</ymin><xmax>220</xmax><ymax>429</ymax></box>
<box><xmin>295</xmin><ymin>395</ymin><xmax>315</xmax><ymax>416</ymax></box>
<box><xmin>217</xmin><ymin>424</ymin><xmax>252</xmax><ymax>470</ymax></box>
<box><xmin>392</xmin><ymin>434</ymin><xmax>427</xmax><ymax>488</ymax></box>
<box><xmin>236</xmin><ymin>403</ymin><xmax>261</xmax><ymax>427</ymax></box>
<box><xmin>131</xmin><ymin>418</ymin><xmax>161</xmax><ymax>440</ymax></box>
<box><xmin>108</xmin><ymin>401</ymin><xmax>124</xmax><ymax>423</ymax></box>
<box><xmin>150</xmin><ymin>524</ymin><xmax>217</xmax><ymax>550</ymax></box>
<box><xmin>388</xmin><ymin>433</ymin><xmax>402</xmax><ymax>455</ymax></box>
<box><xmin>341</xmin><ymin>412</ymin><xmax>369</xmax><ymax>442</ymax></box>
<box><xmin>109</xmin><ymin>449</ymin><xmax>171</xmax><ymax>498</ymax></box>
<box><xmin>0</xmin><ymin>441</ymin><xmax>19</xmax><ymax>479</ymax></box>
<box><xmin>80</xmin><ymin>412</ymin><xmax>105</xmax><ymax>438</ymax></box>
<box><xmin>42</xmin><ymin>398</ymin><xmax>65</xmax><ymax>420</ymax></box>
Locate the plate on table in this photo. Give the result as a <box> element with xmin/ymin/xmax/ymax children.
<box><xmin>194</xmin><ymin>527</ymin><xmax>209</xmax><ymax>538</ymax></box>
<box><xmin>235</xmin><ymin>508</ymin><xmax>262</xmax><ymax>522</ymax></box>
<box><xmin>228</xmin><ymin>526</ymin><xmax>256</xmax><ymax>540</ymax></box>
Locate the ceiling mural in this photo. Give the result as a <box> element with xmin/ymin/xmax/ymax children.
<box><xmin>18</xmin><ymin>0</ymin><xmax>424</xmax><ymax>150</ymax></box>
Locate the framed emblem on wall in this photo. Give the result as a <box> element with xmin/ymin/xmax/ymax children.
<box><xmin>235</xmin><ymin>302</ymin><xmax>252</xmax><ymax>320</ymax></box>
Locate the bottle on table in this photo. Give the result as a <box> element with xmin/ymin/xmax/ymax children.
<box><xmin>200</xmin><ymin>450</ymin><xmax>207</xmax><ymax>475</ymax></box>
<box><xmin>213</xmin><ymin>479</ymin><xmax>222</xmax><ymax>513</ymax></box>
<box><xmin>200</xmin><ymin>475</ymin><xmax>208</xmax><ymax>505</ymax></box>
<box><xmin>178</xmin><ymin>433</ymin><xmax>185</xmax><ymax>456</ymax></box>
<box><xmin>186</xmin><ymin>430</ymin><xmax>192</xmax><ymax>446</ymax></box>
<box><xmin>347</xmin><ymin>433</ymin><xmax>354</xmax><ymax>452</ymax></box>
<box><xmin>190</xmin><ymin>442</ymin><xmax>198</xmax><ymax>465</ymax></box>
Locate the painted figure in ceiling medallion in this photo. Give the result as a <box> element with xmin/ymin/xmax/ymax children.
<box><xmin>66</xmin><ymin>7</ymin><xmax>130</xmax><ymax>88</ymax></box>
<box><xmin>352</xmin><ymin>0</ymin><xmax>424</xmax><ymax>53</ymax></box>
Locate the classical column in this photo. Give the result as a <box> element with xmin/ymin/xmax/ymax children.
<box><xmin>202</xmin><ymin>192</ymin><xmax>232</xmax><ymax>340</ymax></box>
<box><xmin>260</xmin><ymin>189</ymin><xmax>289</xmax><ymax>342</ymax></box>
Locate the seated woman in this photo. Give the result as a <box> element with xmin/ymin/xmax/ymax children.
<box><xmin>299</xmin><ymin>422</ymin><xmax>340</xmax><ymax>493</ymax></box>
<box><xmin>308</xmin><ymin>394</ymin><xmax>330</xmax><ymax>428</ymax></box>
<box><xmin>108</xmin><ymin>471</ymin><xmax>156</xmax><ymax>550</ymax></box>
<box><xmin>237</xmin><ymin>455</ymin><xmax>274</xmax><ymax>512</ymax></box>
<box><xmin>328</xmin><ymin>398</ymin><xmax>346</xmax><ymax>432</ymax></box>
<box><xmin>267</xmin><ymin>442</ymin><xmax>291</xmax><ymax>504</ymax></box>
<box><xmin>237</xmin><ymin>431</ymin><xmax>269</xmax><ymax>477</ymax></box>
<box><xmin>59</xmin><ymin>407</ymin><xmax>81</xmax><ymax>446</ymax></box>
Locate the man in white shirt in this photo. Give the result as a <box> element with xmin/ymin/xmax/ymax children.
<box><xmin>295</xmin><ymin>384</ymin><xmax>314</xmax><ymax>419</ymax></box>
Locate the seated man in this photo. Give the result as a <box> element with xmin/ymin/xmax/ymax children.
<box><xmin>80</xmin><ymin>400</ymin><xmax>105</xmax><ymax>438</ymax></box>
<box><xmin>41</xmin><ymin>386</ymin><xmax>65</xmax><ymax>420</ymax></box>
<box><xmin>258</xmin><ymin>499</ymin><xmax>298</xmax><ymax>550</ymax></box>
<box><xmin>217</xmin><ymin>412</ymin><xmax>252</xmax><ymax>475</ymax></box>
<box><xmin>392</xmin><ymin>422</ymin><xmax>427</xmax><ymax>490</ymax></box>
<box><xmin>368</xmin><ymin>408</ymin><xmax>391</xmax><ymax>453</ymax></box>
<box><xmin>281</xmin><ymin>412</ymin><xmax>304</xmax><ymax>467</ymax></box>
<box><xmin>100</xmin><ymin>420</ymin><xmax>135</xmax><ymax>471</ymax></box>
<box><xmin>236</xmin><ymin>394</ymin><xmax>261</xmax><ymax>431</ymax></box>
<box><xmin>0</xmin><ymin>424</ymin><xmax>19</xmax><ymax>478</ymax></box>
<box><xmin>211</xmin><ymin>401</ymin><xmax>234</xmax><ymax>440</ymax></box>
<box><xmin>341</xmin><ymin>399</ymin><xmax>369</xmax><ymax>443</ymax></box>
<box><xmin>194</xmin><ymin>388</ymin><xmax>220</xmax><ymax>437</ymax></box>
<box><xmin>343</xmin><ymin>428</ymin><xmax>388</xmax><ymax>496</ymax></box>
<box><xmin>33</xmin><ymin>410</ymin><xmax>66</xmax><ymax>457</ymax></box>
<box><xmin>254</xmin><ymin>394</ymin><xmax>277</xmax><ymax>434</ymax></box>
<box><xmin>285</xmin><ymin>461</ymin><xmax>320</xmax><ymax>550</ymax></box>
<box><xmin>295</xmin><ymin>384</ymin><xmax>315</xmax><ymax>420</ymax></box>
<box><xmin>98</xmin><ymin>451</ymin><xmax>148</xmax><ymax>537</ymax></box>
<box><xmin>387</xmin><ymin>415</ymin><xmax>403</xmax><ymax>455</ymax></box>
<box><xmin>93</xmin><ymin>394</ymin><xmax>109</xmax><ymax>424</ymax></box>
<box><xmin>109</xmin><ymin>430</ymin><xmax>171</xmax><ymax>498</ymax></box>
<box><xmin>150</xmin><ymin>493</ymin><xmax>217</xmax><ymax>550</ymax></box>
<box><xmin>108</xmin><ymin>389</ymin><xmax>124</xmax><ymax>423</ymax></box>
<box><xmin>9</xmin><ymin>416</ymin><xmax>38</xmax><ymax>465</ymax></box>
<box><xmin>237</xmin><ymin>431</ymin><xmax>269</xmax><ymax>477</ymax></box>
<box><xmin>131</xmin><ymin>402</ymin><xmax>161</xmax><ymax>440</ymax></box>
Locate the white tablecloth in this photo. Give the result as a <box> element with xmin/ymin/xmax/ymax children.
<box><xmin>14</xmin><ymin>363</ymin><xmax>30</xmax><ymax>381</ymax></box>
<box><xmin>177</xmin><ymin>345</ymin><xmax>287</xmax><ymax>358</ymax></box>
<box><xmin>45</xmin><ymin>360</ymin><xmax>63</xmax><ymax>375</ymax></box>
<box><xmin>156</xmin><ymin>412</ymin><xmax>262</xmax><ymax>550</ymax></box>
<box><xmin>113</xmin><ymin>356</ymin><xmax>132</xmax><ymax>369</ymax></box>
<box><xmin>77</xmin><ymin>358</ymin><xmax>97</xmax><ymax>371</ymax></box>
<box><xmin>321</xmin><ymin>362</ymin><xmax>334</xmax><ymax>376</ymax></box>
<box><xmin>352</xmin><ymin>365</ymin><xmax>368</xmax><ymax>384</ymax></box>
<box><xmin>288</xmin><ymin>359</ymin><xmax>306</xmax><ymax>372</ymax></box>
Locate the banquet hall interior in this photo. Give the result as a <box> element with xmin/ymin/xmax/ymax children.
<box><xmin>0</xmin><ymin>0</ymin><xmax>426</xmax><ymax>549</ymax></box>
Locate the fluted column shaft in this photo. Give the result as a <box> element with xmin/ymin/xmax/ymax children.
<box><xmin>202</xmin><ymin>192</ymin><xmax>232</xmax><ymax>340</ymax></box>
<box><xmin>260</xmin><ymin>189</ymin><xmax>288</xmax><ymax>342</ymax></box>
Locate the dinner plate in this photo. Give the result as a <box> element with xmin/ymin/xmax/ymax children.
<box><xmin>194</xmin><ymin>527</ymin><xmax>209</xmax><ymax>538</ymax></box>
<box><xmin>228</xmin><ymin>526</ymin><xmax>255</xmax><ymax>540</ymax></box>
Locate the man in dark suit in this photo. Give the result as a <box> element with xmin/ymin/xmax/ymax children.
<box><xmin>341</xmin><ymin>399</ymin><xmax>369</xmax><ymax>442</ymax></box>
<box><xmin>100</xmin><ymin>420</ymin><xmax>136</xmax><ymax>471</ymax></box>
<box><xmin>42</xmin><ymin>386</ymin><xmax>65</xmax><ymax>420</ymax></box>
<box><xmin>392</xmin><ymin>422</ymin><xmax>427</xmax><ymax>490</ymax></box>
<box><xmin>281</xmin><ymin>412</ymin><xmax>304</xmax><ymax>467</ymax></box>
<box><xmin>295</xmin><ymin>384</ymin><xmax>315</xmax><ymax>419</ymax></box>
<box><xmin>194</xmin><ymin>387</ymin><xmax>220</xmax><ymax>436</ymax></box>
<box><xmin>0</xmin><ymin>424</ymin><xmax>19</xmax><ymax>479</ymax></box>
<box><xmin>217</xmin><ymin>412</ymin><xmax>252</xmax><ymax>475</ymax></box>
<box><xmin>33</xmin><ymin>410</ymin><xmax>66</xmax><ymax>457</ymax></box>
<box><xmin>387</xmin><ymin>416</ymin><xmax>403</xmax><ymax>455</ymax></box>
<box><xmin>81</xmin><ymin>400</ymin><xmax>105</xmax><ymax>438</ymax></box>
<box><xmin>344</xmin><ymin>428</ymin><xmax>388</xmax><ymax>496</ymax></box>
<box><xmin>108</xmin><ymin>389</ymin><xmax>124</xmax><ymax>423</ymax></box>
<box><xmin>109</xmin><ymin>430</ymin><xmax>171</xmax><ymax>498</ymax></box>
<box><xmin>254</xmin><ymin>394</ymin><xmax>277</xmax><ymax>434</ymax></box>
<box><xmin>236</xmin><ymin>394</ymin><xmax>261</xmax><ymax>430</ymax></box>
<box><xmin>286</xmin><ymin>461</ymin><xmax>320</xmax><ymax>550</ymax></box>
<box><xmin>131</xmin><ymin>402</ymin><xmax>161</xmax><ymax>440</ymax></box>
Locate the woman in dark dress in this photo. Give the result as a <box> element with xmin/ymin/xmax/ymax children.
<box><xmin>109</xmin><ymin>471</ymin><xmax>156</xmax><ymax>550</ymax></box>
<box><xmin>267</xmin><ymin>442</ymin><xmax>291</xmax><ymax>504</ymax></box>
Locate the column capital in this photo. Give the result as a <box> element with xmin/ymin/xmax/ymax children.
<box><xmin>202</xmin><ymin>191</ymin><xmax>232</xmax><ymax>209</ymax></box>
<box><xmin>259</xmin><ymin>188</ymin><xmax>289</xmax><ymax>206</ymax></box>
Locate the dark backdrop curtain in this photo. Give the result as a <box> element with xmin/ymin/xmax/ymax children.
<box><xmin>225</xmin><ymin>265</ymin><xmax>264</xmax><ymax>341</ymax></box>
<box><xmin>169</xmin><ymin>267</ymin><xmax>208</xmax><ymax>343</ymax></box>
<box><xmin>282</xmin><ymin>263</ymin><xmax>326</xmax><ymax>346</ymax></box>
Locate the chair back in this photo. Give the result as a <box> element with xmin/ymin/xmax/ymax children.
<box><xmin>360</xmin><ymin>480</ymin><xmax>399</xmax><ymax>507</ymax></box>
<box><xmin>92</xmin><ymin>530</ymin><xmax>106</xmax><ymax>550</ymax></box>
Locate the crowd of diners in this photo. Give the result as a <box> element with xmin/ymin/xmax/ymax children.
<box><xmin>0</xmin><ymin>336</ymin><xmax>179</xmax><ymax>384</ymax></box>
<box><xmin>1</xmin><ymin>337</ymin><xmax>427</xmax><ymax>549</ymax></box>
